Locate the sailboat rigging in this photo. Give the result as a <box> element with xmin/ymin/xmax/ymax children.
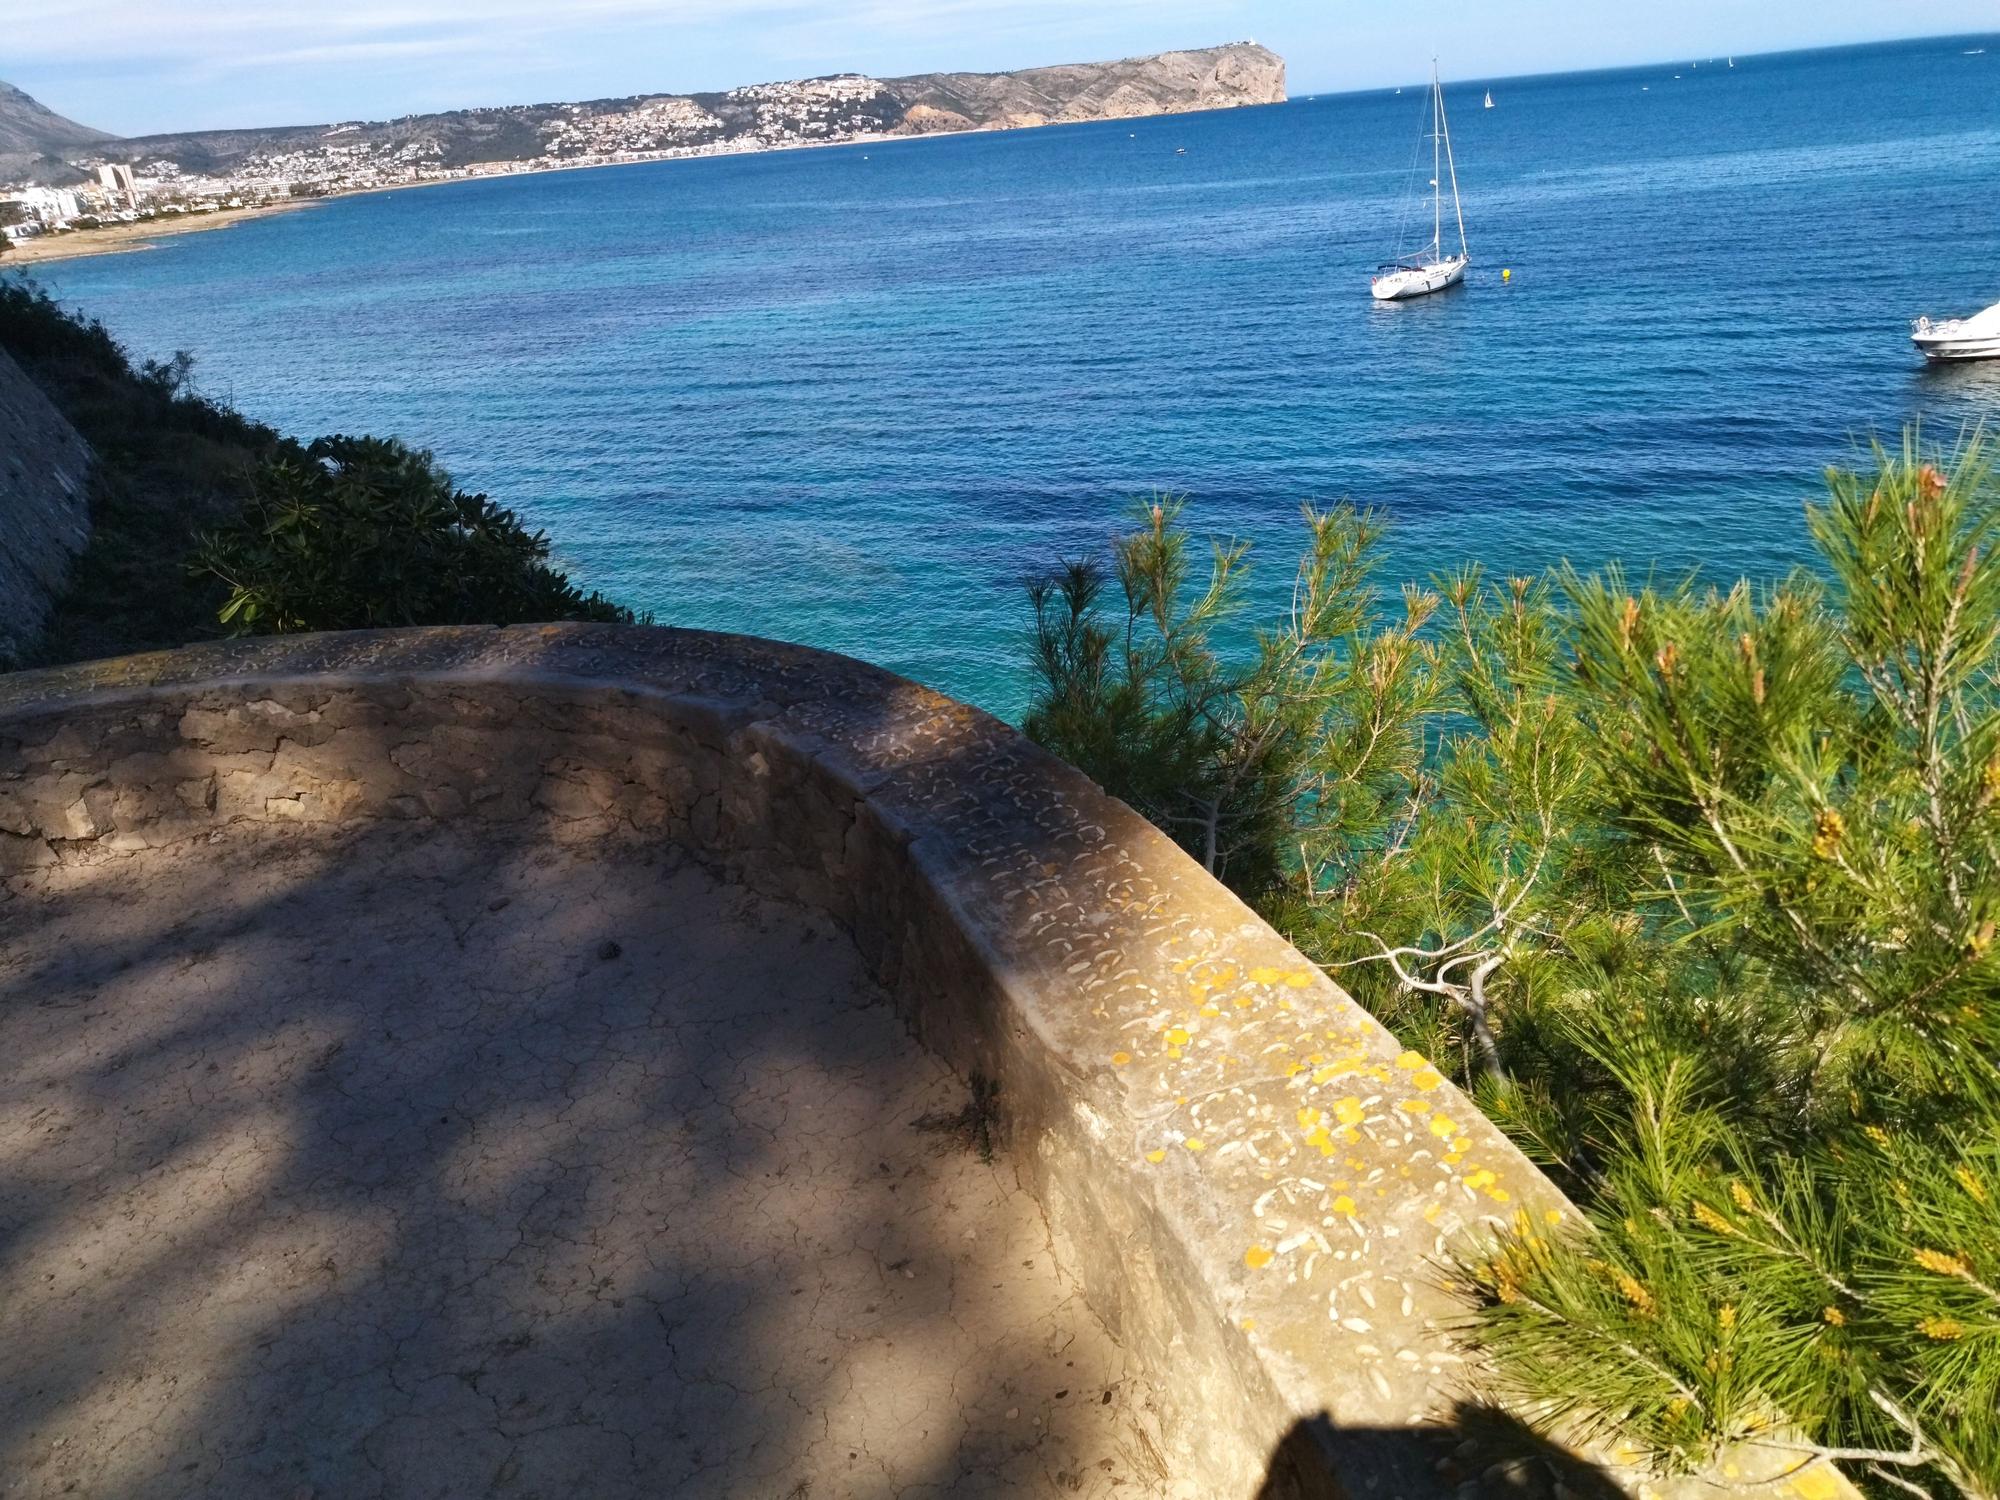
<box><xmin>1371</xmin><ymin>63</ymin><xmax>1470</xmax><ymax>301</ymax></box>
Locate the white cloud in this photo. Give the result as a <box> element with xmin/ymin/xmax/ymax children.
<box><xmin>12</xmin><ymin>0</ymin><xmax>1202</xmax><ymax>72</ymax></box>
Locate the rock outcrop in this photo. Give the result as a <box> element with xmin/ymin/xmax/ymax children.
<box><xmin>0</xmin><ymin>347</ymin><xmax>91</xmax><ymax>669</ymax></box>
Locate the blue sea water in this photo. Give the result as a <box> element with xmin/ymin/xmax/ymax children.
<box><xmin>26</xmin><ymin>35</ymin><xmax>2000</xmax><ymax>717</ymax></box>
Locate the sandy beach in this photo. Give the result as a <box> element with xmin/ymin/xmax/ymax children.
<box><xmin>1</xmin><ymin>201</ymin><xmax>317</xmax><ymax>266</ymax></box>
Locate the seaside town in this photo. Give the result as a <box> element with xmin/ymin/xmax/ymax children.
<box><xmin>0</xmin><ymin>74</ymin><xmax>902</xmax><ymax>245</ymax></box>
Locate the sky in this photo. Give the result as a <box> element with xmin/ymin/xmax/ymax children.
<box><xmin>9</xmin><ymin>0</ymin><xmax>1998</xmax><ymax>137</ymax></box>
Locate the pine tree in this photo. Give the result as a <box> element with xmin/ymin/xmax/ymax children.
<box><xmin>1021</xmin><ymin>432</ymin><xmax>2000</xmax><ymax>1495</ymax></box>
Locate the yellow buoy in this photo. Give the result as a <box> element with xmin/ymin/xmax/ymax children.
<box><xmin>1502</xmin><ymin>268</ymin><xmax>1512</xmax><ymax>282</ymax></box>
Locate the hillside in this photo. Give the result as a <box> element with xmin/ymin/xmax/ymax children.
<box><xmin>885</xmin><ymin>44</ymin><xmax>1286</xmax><ymax>131</ymax></box>
<box><xmin>0</xmin><ymin>80</ymin><xmax>118</xmax><ymax>185</ymax></box>
<box><xmin>0</xmin><ymin>43</ymin><xmax>1283</xmax><ymax>190</ymax></box>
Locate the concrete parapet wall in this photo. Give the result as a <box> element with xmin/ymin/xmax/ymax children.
<box><xmin>0</xmin><ymin>347</ymin><xmax>92</xmax><ymax>668</ymax></box>
<box><xmin>0</xmin><ymin>626</ymin><xmax>1848</xmax><ymax>1499</ymax></box>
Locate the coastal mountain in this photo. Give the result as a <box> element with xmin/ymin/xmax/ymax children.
<box><xmin>0</xmin><ymin>81</ymin><xmax>118</xmax><ymax>185</ymax></box>
<box><xmin>884</xmin><ymin>44</ymin><xmax>1285</xmax><ymax>132</ymax></box>
<box><xmin>0</xmin><ymin>43</ymin><xmax>1283</xmax><ymax>190</ymax></box>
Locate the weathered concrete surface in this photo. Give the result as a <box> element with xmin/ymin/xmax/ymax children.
<box><xmin>0</xmin><ymin>823</ymin><xmax>1173</xmax><ymax>1498</ymax></box>
<box><xmin>0</xmin><ymin>626</ymin><xmax>1855</xmax><ymax>1500</ymax></box>
<box><xmin>0</xmin><ymin>346</ymin><xmax>92</xmax><ymax>668</ymax></box>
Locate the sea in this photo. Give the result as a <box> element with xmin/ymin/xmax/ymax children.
<box><xmin>25</xmin><ymin>34</ymin><xmax>2000</xmax><ymax>719</ymax></box>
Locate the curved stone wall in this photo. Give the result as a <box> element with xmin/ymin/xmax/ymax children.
<box><xmin>0</xmin><ymin>626</ymin><xmax>1837</xmax><ymax>1499</ymax></box>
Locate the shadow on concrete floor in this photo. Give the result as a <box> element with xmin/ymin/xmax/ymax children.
<box><xmin>0</xmin><ymin>816</ymin><xmax>1628</xmax><ymax>1500</ymax></box>
<box><xmin>1254</xmin><ymin>1405</ymin><xmax>1628</xmax><ymax>1500</ymax></box>
<box><xmin>1</xmin><ymin>821</ymin><xmax>1181</xmax><ymax>1498</ymax></box>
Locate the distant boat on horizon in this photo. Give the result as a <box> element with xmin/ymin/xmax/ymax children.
<box><xmin>1371</xmin><ymin>62</ymin><xmax>1469</xmax><ymax>302</ymax></box>
<box><xmin>1484</xmin><ymin>90</ymin><xmax>1494</xmax><ymax>109</ymax></box>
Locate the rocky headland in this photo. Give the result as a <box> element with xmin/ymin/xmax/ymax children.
<box><xmin>3</xmin><ymin>43</ymin><xmax>1285</xmax><ymax>193</ymax></box>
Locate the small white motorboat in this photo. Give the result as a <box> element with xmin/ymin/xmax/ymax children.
<box><xmin>1912</xmin><ymin>301</ymin><xmax>2000</xmax><ymax>362</ymax></box>
<box><xmin>1371</xmin><ymin>63</ymin><xmax>1471</xmax><ymax>301</ymax></box>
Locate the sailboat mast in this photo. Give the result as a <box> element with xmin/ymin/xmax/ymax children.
<box><xmin>1431</xmin><ymin>61</ymin><xmax>1442</xmax><ymax>258</ymax></box>
<box><xmin>1437</xmin><ymin>66</ymin><xmax>1468</xmax><ymax>258</ymax></box>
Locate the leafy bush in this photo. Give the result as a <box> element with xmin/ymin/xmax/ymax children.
<box><xmin>2</xmin><ymin>276</ymin><xmax>285</xmax><ymax>663</ymax></box>
<box><xmin>193</xmin><ymin>434</ymin><xmax>642</xmax><ymax>633</ymax></box>
<box><xmin>2</xmin><ymin>276</ymin><xmax>153</xmax><ymax>391</ymax></box>
<box><xmin>1022</xmin><ymin>434</ymin><xmax>2000</xmax><ymax>1496</ymax></box>
<box><xmin>3</xmin><ymin>279</ymin><xmax>644</xmax><ymax>659</ymax></box>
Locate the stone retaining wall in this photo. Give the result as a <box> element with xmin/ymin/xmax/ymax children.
<box><xmin>0</xmin><ymin>347</ymin><xmax>92</xmax><ymax>668</ymax></box>
<box><xmin>0</xmin><ymin>626</ymin><xmax>1848</xmax><ymax>1499</ymax></box>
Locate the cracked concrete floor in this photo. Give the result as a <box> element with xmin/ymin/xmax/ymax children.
<box><xmin>0</xmin><ymin>825</ymin><xmax>1177</xmax><ymax>1499</ymax></box>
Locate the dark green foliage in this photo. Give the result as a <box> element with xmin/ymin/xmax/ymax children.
<box><xmin>1022</xmin><ymin>436</ymin><xmax>2000</xmax><ymax>1496</ymax></box>
<box><xmin>1</xmin><ymin>276</ymin><xmax>641</xmax><ymax>660</ymax></box>
<box><xmin>2</xmin><ymin>275</ymin><xmax>279</xmax><ymax>663</ymax></box>
<box><xmin>192</xmin><ymin>435</ymin><xmax>640</xmax><ymax>634</ymax></box>
<box><xmin>1460</xmin><ymin>439</ymin><xmax>2000</xmax><ymax>1496</ymax></box>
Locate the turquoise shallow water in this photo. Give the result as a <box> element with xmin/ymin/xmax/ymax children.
<box><xmin>26</xmin><ymin>35</ymin><xmax>2000</xmax><ymax>717</ymax></box>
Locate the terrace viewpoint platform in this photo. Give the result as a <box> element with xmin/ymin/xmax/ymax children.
<box><xmin>2</xmin><ymin>822</ymin><xmax>1169</xmax><ymax>1497</ymax></box>
<box><xmin>0</xmin><ymin>626</ymin><xmax>1852</xmax><ymax>1499</ymax></box>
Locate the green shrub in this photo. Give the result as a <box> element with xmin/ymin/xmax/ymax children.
<box><xmin>1</xmin><ymin>276</ymin><xmax>285</xmax><ymax>664</ymax></box>
<box><xmin>3</xmin><ymin>279</ymin><xmax>644</xmax><ymax>659</ymax></box>
<box><xmin>1021</xmin><ymin>433</ymin><xmax>2000</xmax><ymax>1496</ymax></box>
<box><xmin>193</xmin><ymin>434</ymin><xmax>642</xmax><ymax>634</ymax></box>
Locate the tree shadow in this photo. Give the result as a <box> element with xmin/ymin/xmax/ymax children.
<box><xmin>1253</xmin><ymin>1405</ymin><xmax>1628</xmax><ymax>1500</ymax></box>
<box><xmin>0</xmin><ymin>813</ymin><xmax>1168</xmax><ymax>1497</ymax></box>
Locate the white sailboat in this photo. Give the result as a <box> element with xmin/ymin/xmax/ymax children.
<box><xmin>1484</xmin><ymin>90</ymin><xmax>1494</xmax><ymax>109</ymax></box>
<box><xmin>1371</xmin><ymin>63</ymin><xmax>1470</xmax><ymax>301</ymax></box>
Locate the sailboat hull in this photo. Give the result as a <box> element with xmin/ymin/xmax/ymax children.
<box><xmin>1371</xmin><ymin>257</ymin><xmax>1468</xmax><ymax>301</ymax></box>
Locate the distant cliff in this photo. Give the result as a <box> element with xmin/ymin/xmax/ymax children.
<box><xmin>884</xmin><ymin>43</ymin><xmax>1286</xmax><ymax>132</ymax></box>
<box><xmin>0</xmin><ymin>43</ymin><xmax>1284</xmax><ymax>190</ymax></box>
